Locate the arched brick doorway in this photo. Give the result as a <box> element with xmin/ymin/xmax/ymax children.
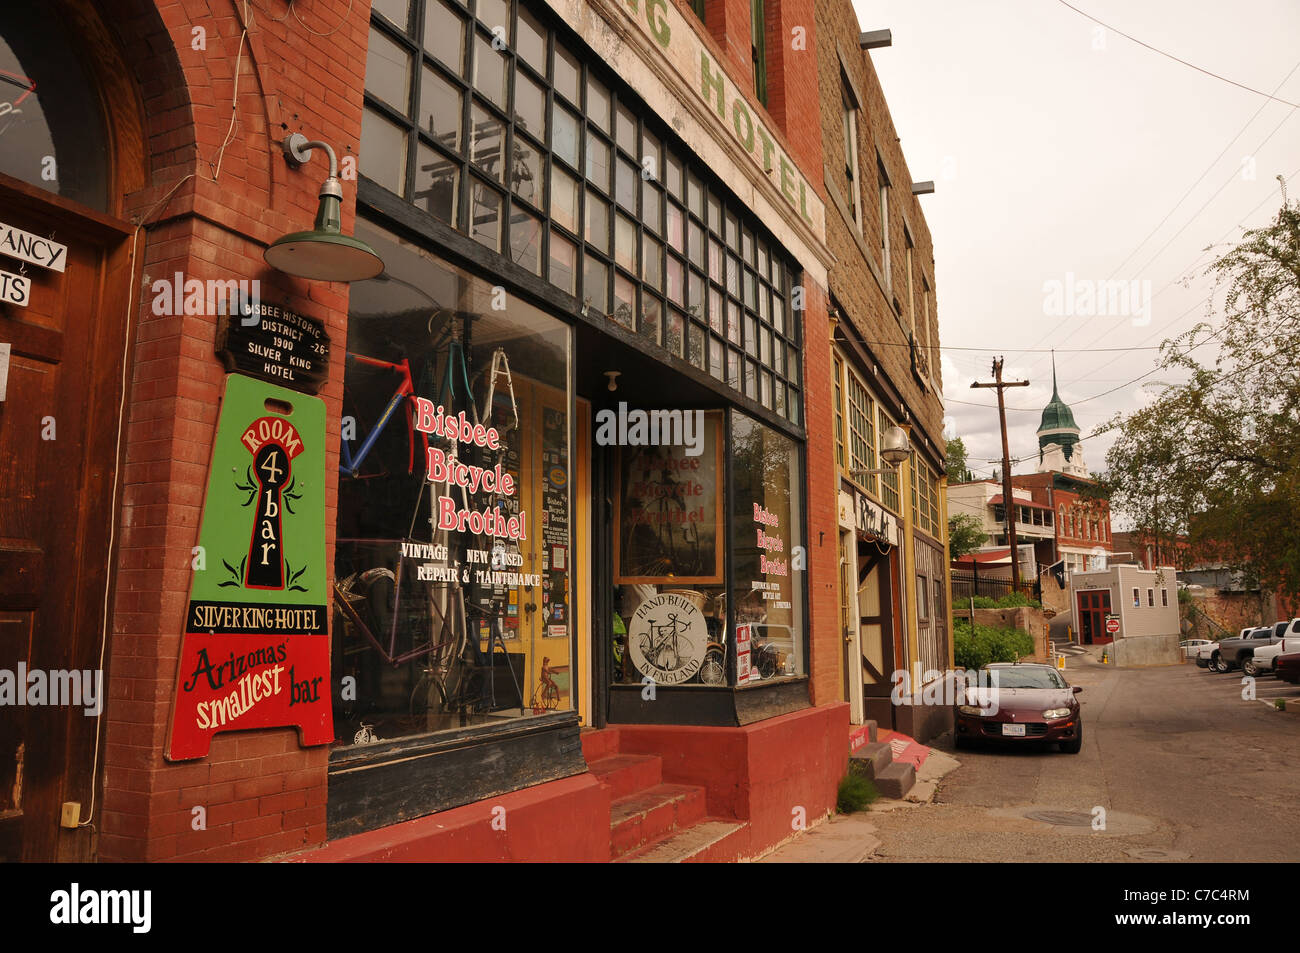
<box><xmin>0</xmin><ymin>0</ymin><xmax>182</xmax><ymax>861</ymax></box>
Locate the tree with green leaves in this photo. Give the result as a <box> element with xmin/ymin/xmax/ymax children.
<box><xmin>948</xmin><ymin>512</ymin><xmax>987</xmax><ymax>560</ymax></box>
<box><xmin>1098</xmin><ymin>181</ymin><xmax>1300</xmax><ymax>603</ymax></box>
<box><xmin>945</xmin><ymin>436</ymin><xmax>972</xmax><ymax>484</ymax></box>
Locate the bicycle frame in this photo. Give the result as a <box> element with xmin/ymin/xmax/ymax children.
<box><xmin>340</xmin><ymin>352</ymin><xmax>425</xmax><ymax>478</ymax></box>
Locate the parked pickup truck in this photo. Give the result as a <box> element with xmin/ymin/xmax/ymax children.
<box><xmin>1195</xmin><ymin>641</ymin><xmax>1221</xmax><ymax>669</ymax></box>
<box><xmin>1248</xmin><ymin>635</ymin><xmax>1300</xmax><ymax>676</ymax></box>
<box><xmin>1210</xmin><ymin>621</ymin><xmax>1300</xmax><ymax>673</ymax></box>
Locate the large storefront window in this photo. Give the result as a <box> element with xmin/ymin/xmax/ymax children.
<box><xmin>361</xmin><ymin>0</ymin><xmax>802</xmax><ymax>424</ymax></box>
<box><xmin>332</xmin><ymin>219</ymin><xmax>572</xmax><ymax>746</ymax></box>
<box><xmin>609</xmin><ymin>409</ymin><xmax>805</xmax><ymax>690</ymax></box>
<box><xmin>612</xmin><ymin>410</ymin><xmax>727</xmax><ymax>687</ymax></box>
<box><xmin>731</xmin><ymin>411</ymin><xmax>805</xmax><ymax>682</ymax></box>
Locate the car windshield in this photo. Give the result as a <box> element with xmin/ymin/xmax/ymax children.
<box><xmin>984</xmin><ymin>667</ymin><xmax>1067</xmax><ymax>689</ymax></box>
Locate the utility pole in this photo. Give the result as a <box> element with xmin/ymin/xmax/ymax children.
<box><xmin>972</xmin><ymin>357</ymin><xmax>1030</xmax><ymax>589</ymax></box>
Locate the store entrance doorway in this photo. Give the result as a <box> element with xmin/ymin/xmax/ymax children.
<box><xmin>0</xmin><ymin>176</ymin><xmax>136</xmax><ymax>861</ymax></box>
<box><xmin>1077</xmin><ymin>588</ymin><xmax>1113</xmax><ymax>645</ymax></box>
<box><xmin>857</xmin><ymin>539</ymin><xmax>897</xmax><ymax>729</ymax></box>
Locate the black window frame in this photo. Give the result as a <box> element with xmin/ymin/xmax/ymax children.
<box><xmin>360</xmin><ymin>0</ymin><xmax>804</xmax><ymax>428</ymax></box>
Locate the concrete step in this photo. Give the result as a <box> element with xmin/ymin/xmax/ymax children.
<box><xmin>874</xmin><ymin>761</ymin><xmax>915</xmax><ymax>799</ymax></box>
<box><xmin>609</xmin><ymin>783</ymin><xmax>707</xmax><ymax>859</ymax></box>
<box><xmin>619</xmin><ymin>819</ymin><xmax>749</xmax><ymax>863</ymax></box>
<box><xmin>588</xmin><ymin>754</ymin><xmax>662</xmax><ymax>800</ymax></box>
<box><xmin>580</xmin><ymin>727</ymin><xmax>621</xmax><ymax>763</ymax></box>
<box><xmin>849</xmin><ymin>741</ymin><xmax>893</xmax><ymax>781</ymax></box>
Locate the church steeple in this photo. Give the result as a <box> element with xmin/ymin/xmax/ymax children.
<box><xmin>1037</xmin><ymin>351</ymin><xmax>1083</xmax><ymax>470</ymax></box>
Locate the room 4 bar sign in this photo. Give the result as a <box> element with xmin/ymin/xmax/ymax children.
<box><xmin>166</xmin><ymin>373</ymin><xmax>333</xmax><ymax>760</ymax></box>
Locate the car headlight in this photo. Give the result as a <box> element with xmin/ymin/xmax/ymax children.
<box><xmin>957</xmin><ymin>705</ymin><xmax>984</xmax><ymax>716</ymax></box>
<box><xmin>1043</xmin><ymin>707</ymin><xmax>1071</xmax><ymax>719</ymax></box>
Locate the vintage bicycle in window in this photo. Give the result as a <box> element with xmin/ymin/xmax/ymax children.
<box><xmin>332</xmin><ymin>309</ymin><xmax>526</xmax><ymax>740</ymax></box>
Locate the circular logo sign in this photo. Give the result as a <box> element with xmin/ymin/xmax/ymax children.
<box><xmin>628</xmin><ymin>592</ymin><xmax>707</xmax><ymax>685</ymax></box>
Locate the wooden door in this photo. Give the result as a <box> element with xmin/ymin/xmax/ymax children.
<box><xmin>1076</xmin><ymin>589</ymin><xmax>1112</xmax><ymax>646</ymax></box>
<box><xmin>858</xmin><ymin>542</ymin><xmax>894</xmax><ymax>700</ymax></box>
<box><xmin>0</xmin><ymin>174</ymin><xmax>135</xmax><ymax>861</ymax></box>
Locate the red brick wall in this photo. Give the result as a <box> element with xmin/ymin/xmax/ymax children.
<box><xmin>100</xmin><ymin>0</ymin><xmax>367</xmax><ymax>862</ymax></box>
<box><xmin>1011</xmin><ymin>473</ymin><xmax>1112</xmax><ymax>550</ymax></box>
<box><xmin>674</xmin><ymin>0</ymin><xmax>824</xmax><ymax>184</ymax></box>
<box><xmin>704</xmin><ymin>0</ymin><xmax>754</xmax><ymax>81</ymax></box>
<box><xmin>801</xmin><ymin>282</ymin><xmax>839</xmax><ymax>706</ymax></box>
<box><xmin>763</xmin><ymin>0</ymin><xmax>822</xmax><ymax>179</ymax></box>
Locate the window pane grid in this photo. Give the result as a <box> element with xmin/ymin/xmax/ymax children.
<box><xmin>364</xmin><ymin>0</ymin><xmax>801</xmax><ymax>424</ymax></box>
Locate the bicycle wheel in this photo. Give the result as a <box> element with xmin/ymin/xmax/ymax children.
<box><xmin>698</xmin><ymin>649</ymin><xmax>725</xmax><ymax>685</ymax></box>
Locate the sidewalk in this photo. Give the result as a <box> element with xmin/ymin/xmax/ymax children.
<box><xmin>758</xmin><ymin>738</ymin><xmax>961</xmax><ymax>862</ymax></box>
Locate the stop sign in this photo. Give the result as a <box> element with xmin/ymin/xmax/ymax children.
<box><xmin>1106</xmin><ymin>617</ymin><xmax>1121</xmax><ymax>635</ymax></box>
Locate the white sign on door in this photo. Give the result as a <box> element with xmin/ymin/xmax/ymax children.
<box><xmin>0</xmin><ymin>221</ymin><xmax>68</xmax><ymax>273</ymax></box>
<box><xmin>0</xmin><ymin>268</ymin><xmax>30</xmax><ymax>307</ymax></box>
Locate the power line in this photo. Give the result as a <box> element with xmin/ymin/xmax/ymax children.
<box><xmin>946</xmin><ymin>296</ymin><xmax>1216</xmax><ymax>412</ymax></box>
<box><xmin>1053</xmin><ymin>0</ymin><xmax>1300</xmax><ymax>108</ymax></box>
<box><xmin>1102</xmin><ymin>57</ymin><xmax>1300</xmax><ymax>283</ymax></box>
<box><xmin>1017</xmin><ymin>166</ymin><xmax>1299</xmax><ymax>390</ymax></box>
<box><xmin>1019</xmin><ymin>55</ymin><xmax>1300</xmax><ymax>357</ymax></box>
<box><xmin>865</xmin><ymin>340</ymin><xmax>1167</xmax><ymax>354</ymax></box>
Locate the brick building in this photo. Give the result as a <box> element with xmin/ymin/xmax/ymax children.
<box><xmin>0</xmin><ymin>0</ymin><xmax>881</xmax><ymax>862</ymax></box>
<box><xmin>813</xmin><ymin>0</ymin><xmax>951</xmax><ymax>743</ymax></box>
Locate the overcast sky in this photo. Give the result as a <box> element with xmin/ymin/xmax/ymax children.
<box><xmin>856</xmin><ymin>0</ymin><xmax>1300</xmax><ymax>497</ymax></box>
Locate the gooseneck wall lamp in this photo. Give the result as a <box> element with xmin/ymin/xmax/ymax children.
<box><xmin>264</xmin><ymin>133</ymin><xmax>385</xmax><ymax>282</ymax></box>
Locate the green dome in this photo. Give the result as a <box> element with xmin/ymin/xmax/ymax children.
<box><xmin>1039</xmin><ymin>383</ymin><xmax>1079</xmax><ymax>433</ymax></box>
<box><xmin>1038</xmin><ymin>359</ymin><xmax>1080</xmax><ymax>460</ymax></box>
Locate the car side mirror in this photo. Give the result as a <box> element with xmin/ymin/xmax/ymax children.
<box><xmin>1072</xmin><ymin>686</ymin><xmax>1083</xmax><ymax>694</ymax></box>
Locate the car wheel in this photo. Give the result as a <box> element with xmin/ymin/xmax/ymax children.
<box><xmin>1212</xmin><ymin>655</ymin><xmax>1229</xmax><ymax>673</ymax></box>
<box><xmin>954</xmin><ymin>732</ymin><xmax>970</xmax><ymax>750</ymax></box>
<box><xmin>1242</xmin><ymin>657</ymin><xmax>1258</xmax><ymax>677</ymax></box>
<box><xmin>1060</xmin><ymin>725</ymin><xmax>1082</xmax><ymax>754</ymax></box>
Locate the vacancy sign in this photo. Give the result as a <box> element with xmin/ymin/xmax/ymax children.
<box><xmin>0</xmin><ymin>220</ymin><xmax>69</xmax><ymax>309</ymax></box>
<box><xmin>0</xmin><ymin>221</ymin><xmax>68</xmax><ymax>272</ymax></box>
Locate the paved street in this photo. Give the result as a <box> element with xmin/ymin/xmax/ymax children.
<box><xmin>768</xmin><ymin>649</ymin><xmax>1300</xmax><ymax>862</ymax></box>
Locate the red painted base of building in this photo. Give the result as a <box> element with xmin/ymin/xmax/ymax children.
<box><xmin>287</xmin><ymin>703</ymin><xmax>849</xmax><ymax>863</ymax></box>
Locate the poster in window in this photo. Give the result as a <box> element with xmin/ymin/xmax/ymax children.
<box><xmin>613</xmin><ymin>411</ymin><xmax>723</xmax><ymax>585</ymax></box>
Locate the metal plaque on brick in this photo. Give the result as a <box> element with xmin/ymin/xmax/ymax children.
<box><xmin>166</xmin><ymin>373</ymin><xmax>332</xmax><ymax>760</ymax></box>
<box><xmin>215</xmin><ymin>299</ymin><xmax>330</xmax><ymax>395</ymax></box>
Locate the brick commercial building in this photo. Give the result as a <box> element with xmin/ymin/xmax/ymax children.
<box><xmin>813</xmin><ymin>0</ymin><xmax>951</xmax><ymax>744</ymax></box>
<box><xmin>0</xmin><ymin>0</ymin><xmax>950</xmax><ymax>863</ymax></box>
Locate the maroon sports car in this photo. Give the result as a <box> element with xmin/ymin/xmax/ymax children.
<box><xmin>1276</xmin><ymin>652</ymin><xmax>1300</xmax><ymax>685</ymax></box>
<box><xmin>953</xmin><ymin>662</ymin><xmax>1083</xmax><ymax>753</ymax></box>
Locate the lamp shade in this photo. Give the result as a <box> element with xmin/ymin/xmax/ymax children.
<box><xmin>264</xmin><ymin>172</ymin><xmax>385</xmax><ymax>282</ymax></box>
<box><xmin>265</xmin><ymin>228</ymin><xmax>385</xmax><ymax>282</ymax></box>
<box><xmin>880</xmin><ymin>424</ymin><xmax>911</xmax><ymax>466</ymax></box>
